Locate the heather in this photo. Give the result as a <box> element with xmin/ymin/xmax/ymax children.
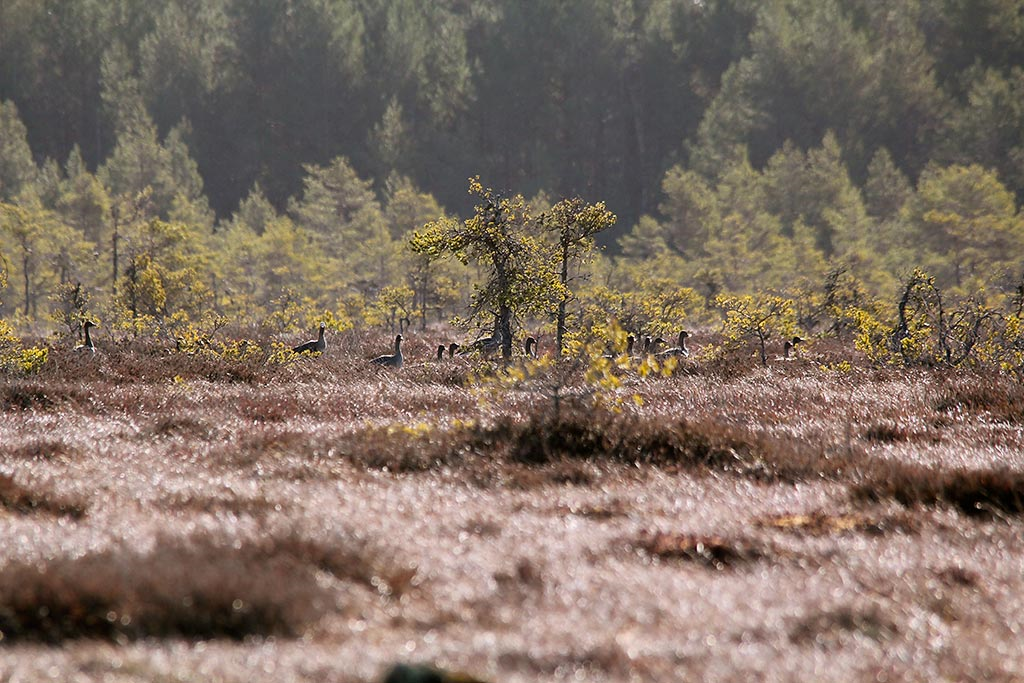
<box><xmin>1</xmin><ymin>339</ymin><xmax>1022</xmax><ymax>681</ymax></box>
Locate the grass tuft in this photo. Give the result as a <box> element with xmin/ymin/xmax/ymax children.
<box><xmin>863</xmin><ymin>422</ymin><xmax>914</xmax><ymax>443</ymax></box>
<box><xmin>0</xmin><ymin>532</ymin><xmax>349</xmax><ymax>644</ymax></box>
<box><xmin>0</xmin><ymin>474</ymin><xmax>87</xmax><ymax>518</ymax></box>
<box><xmin>934</xmin><ymin>375</ymin><xmax>1024</xmax><ymax>424</ymax></box>
<box><xmin>0</xmin><ymin>381</ymin><xmax>86</xmax><ymax>412</ymax></box>
<box><xmin>756</xmin><ymin>510</ymin><xmax>919</xmax><ymax>536</ymax></box>
<box><xmin>630</xmin><ymin>531</ymin><xmax>769</xmax><ymax>571</ymax></box>
<box><xmin>789</xmin><ymin>604</ymin><xmax>898</xmax><ymax>647</ymax></box>
<box><xmin>853</xmin><ymin>463</ymin><xmax>1024</xmax><ymax>517</ymax></box>
<box><xmin>2</xmin><ymin>437</ymin><xmax>76</xmax><ymax>461</ymax></box>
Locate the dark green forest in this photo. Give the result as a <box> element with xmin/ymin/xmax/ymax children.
<box><xmin>1</xmin><ymin>0</ymin><xmax>1023</xmax><ymax>364</ymax></box>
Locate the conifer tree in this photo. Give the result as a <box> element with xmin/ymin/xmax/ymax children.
<box><xmin>411</xmin><ymin>178</ymin><xmax>563</xmax><ymax>359</ymax></box>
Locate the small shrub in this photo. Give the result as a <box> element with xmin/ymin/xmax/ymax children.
<box><xmin>2</xmin><ymin>437</ymin><xmax>75</xmax><ymax>461</ymax></box>
<box><xmin>789</xmin><ymin>605</ymin><xmax>898</xmax><ymax>646</ymax></box>
<box><xmin>853</xmin><ymin>463</ymin><xmax>1024</xmax><ymax>518</ymax></box>
<box><xmin>0</xmin><ymin>381</ymin><xmax>87</xmax><ymax>411</ymax></box>
<box><xmin>935</xmin><ymin>565</ymin><xmax>980</xmax><ymax>588</ymax></box>
<box><xmin>757</xmin><ymin>510</ymin><xmax>919</xmax><ymax>536</ymax></box>
<box><xmin>150</xmin><ymin>413</ymin><xmax>214</xmax><ymax>439</ymax></box>
<box><xmin>155</xmin><ymin>491</ymin><xmax>281</xmax><ymax>517</ymax></box>
<box><xmin>0</xmin><ymin>474</ymin><xmax>87</xmax><ymax>518</ymax></box>
<box><xmin>7</xmin><ymin>346</ymin><xmax>48</xmax><ymax>373</ymax></box>
<box><xmin>861</xmin><ymin>420</ymin><xmax>938</xmax><ymax>444</ymax></box>
<box><xmin>0</xmin><ymin>533</ymin><xmax>338</xmax><ymax>643</ymax></box>
<box><xmin>630</xmin><ymin>531</ymin><xmax>768</xmax><ymax>571</ymax></box>
<box><xmin>863</xmin><ymin>422</ymin><xmax>913</xmax><ymax>443</ymax></box>
<box><xmin>934</xmin><ymin>376</ymin><xmax>1024</xmax><ymax>424</ymax></box>
<box><xmin>338</xmin><ymin>404</ymin><xmax>847</xmax><ymax>484</ymax></box>
<box><xmin>491</xmin><ymin>406</ymin><xmax>840</xmax><ymax>484</ymax></box>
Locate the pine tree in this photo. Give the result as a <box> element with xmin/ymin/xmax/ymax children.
<box><xmin>0</xmin><ymin>101</ymin><xmax>37</xmax><ymax>201</ymax></box>
<box><xmin>410</xmin><ymin>178</ymin><xmax>563</xmax><ymax>359</ymax></box>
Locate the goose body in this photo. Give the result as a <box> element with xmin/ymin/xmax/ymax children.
<box><xmin>783</xmin><ymin>335</ymin><xmax>804</xmax><ymax>360</ymax></box>
<box><xmin>459</xmin><ymin>330</ymin><xmax>501</xmax><ymax>356</ymax></box>
<box><xmin>371</xmin><ymin>334</ymin><xmax>404</xmax><ymax>368</ymax></box>
<box><xmin>657</xmin><ymin>330</ymin><xmax>691</xmax><ymax>358</ymax></box>
<box><xmin>642</xmin><ymin>335</ymin><xmax>667</xmax><ymax>355</ymax></box>
<box><xmin>75</xmin><ymin>320</ymin><xmax>97</xmax><ymax>353</ymax></box>
<box><xmin>293</xmin><ymin>322</ymin><xmax>327</xmax><ymax>354</ymax></box>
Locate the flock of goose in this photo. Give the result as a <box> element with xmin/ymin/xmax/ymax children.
<box><xmin>359</xmin><ymin>328</ymin><xmax>689</xmax><ymax>370</ymax></box>
<box><xmin>72</xmin><ymin>320</ymin><xmax>805</xmax><ymax>367</ymax></box>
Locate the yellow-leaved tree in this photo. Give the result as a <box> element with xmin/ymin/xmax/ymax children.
<box><xmin>410</xmin><ymin>178</ymin><xmax>564</xmax><ymax>360</ymax></box>
<box><xmin>716</xmin><ymin>293</ymin><xmax>799</xmax><ymax>366</ymax></box>
<box><xmin>539</xmin><ymin>196</ymin><xmax>616</xmax><ymax>355</ymax></box>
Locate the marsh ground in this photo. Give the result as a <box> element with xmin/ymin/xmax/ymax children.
<box><xmin>1</xmin><ymin>335</ymin><xmax>1022</xmax><ymax>682</ymax></box>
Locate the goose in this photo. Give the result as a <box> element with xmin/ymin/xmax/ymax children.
<box><xmin>783</xmin><ymin>335</ymin><xmax>804</xmax><ymax>360</ymax></box>
<box><xmin>75</xmin><ymin>320</ymin><xmax>97</xmax><ymax>353</ymax></box>
<box><xmin>371</xmin><ymin>334</ymin><xmax>404</xmax><ymax>368</ymax></box>
<box><xmin>524</xmin><ymin>336</ymin><xmax>538</xmax><ymax>358</ymax></box>
<box><xmin>293</xmin><ymin>322</ymin><xmax>326</xmax><ymax>354</ymax></box>
<box><xmin>448</xmin><ymin>342</ymin><xmax>461</xmax><ymax>358</ymax></box>
<box><xmin>642</xmin><ymin>335</ymin><xmax>667</xmax><ymax>355</ymax></box>
<box><xmin>459</xmin><ymin>329</ymin><xmax>502</xmax><ymax>356</ymax></box>
<box><xmin>436</xmin><ymin>344</ymin><xmax>446</xmax><ymax>361</ymax></box>
<box><xmin>657</xmin><ymin>330</ymin><xmax>691</xmax><ymax>358</ymax></box>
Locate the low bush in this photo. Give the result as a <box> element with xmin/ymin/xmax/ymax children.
<box><xmin>934</xmin><ymin>375</ymin><xmax>1024</xmax><ymax>424</ymax></box>
<box><xmin>853</xmin><ymin>463</ymin><xmax>1024</xmax><ymax>518</ymax></box>
<box><xmin>0</xmin><ymin>473</ymin><xmax>87</xmax><ymax>518</ymax></box>
<box><xmin>0</xmin><ymin>380</ymin><xmax>87</xmax><ymax>411</ymax></box>
<box><xmin>337</xmin><ymin>404</ymin><xmax>844</xmax><ymax>486</ymax></box>
<box><xmin>629</xmin><ymin>531</ymin><xmax>769</xmax><ymax>571</ymax></box>
<box><xmin>0</xmin><ymin>532</ymin><xmax>340</xmax><ymax>643</ymax></box>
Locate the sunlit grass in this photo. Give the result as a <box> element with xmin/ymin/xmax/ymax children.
<box><xmin>0</xmin><ymin>341</ymin><xmax>1022</xmax><ymax>681</ymax></box>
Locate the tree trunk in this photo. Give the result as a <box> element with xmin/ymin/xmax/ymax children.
<box><xmin>22</xmin><ymin>253</ymin><xmax>30</xmax><ymax>316</ymax></box>
<box><xmin>623</xmin><ymin>65</ymin><xmax>647</xmax><ymax>222</ymax></box>
<box><xmin>499</xmin><ymin>304</ymin><xmax>513</xmax><ymax>361</ymax></box>
<box><xmin>556</xmin><ymin>244</ymin><xmax>569</xmax><ymax>356</ymax></box>
<box><xmin>112</xmin><ymin>212</ymin><xmax>120</xmax><ymax>297</ymax></box>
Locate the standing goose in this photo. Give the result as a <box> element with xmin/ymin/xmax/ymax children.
<box><xmin>436</xmin><ymin>344</ymin><xmax>446</xmax><ymax>361</ymax></box>
<box><xmin>642</xmin><ymin>335</ymin><xmax>667</xmax><ymax>355</ymax></box>
<box><xmin>524</xmin><ymin>336</ymin><xmax>538</xmax><ymax>358</ymax></box>
<box><xmin>75</xmin><ymin>320</ymin><xmax>97</xmax><ymax>353</ymax></box>
<box><xmin>658</xmin><ymin>330</ymin><xmax>691</xmax><ymax>358</ymax></box>
<box><xmin>783</xmin><ymin>335</ymin><xmax>805</xmax><ymax>360</ymax></box>
<box><xmin>371</xmin><ymin>334</ymin><xmax>404</xmax><ymax>368</ymax></box>
<box><xmin>293</xmin><ymin>322</ymin><xmax>327</xmax><ymax>354</ymax></box>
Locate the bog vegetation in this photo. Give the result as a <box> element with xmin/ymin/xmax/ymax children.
<box><xmin>4</xmin><ymin>4</ymin><xmax>1024</xmax><ymax>680</ymax></box>
<box><xmin>0</xmin><ymin>0</ymin><xmax>1023</xmax><ymax>371</ymax></box>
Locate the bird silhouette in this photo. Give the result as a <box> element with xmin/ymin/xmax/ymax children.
<box><xmin>371</xmin><ymin>334</ymin><xmax>404</xmax><ymax>368</ymax></box>
<box><xmin>293</xmin><ymin>322</ymin><xmax>326</xmax><ymax>354</ymax></box>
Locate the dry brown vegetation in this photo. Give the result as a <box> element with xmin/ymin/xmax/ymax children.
<box><xmin>1</xmin><ymin>335</ymin><xmax>1023</xmax><ymax>681</ymax></box>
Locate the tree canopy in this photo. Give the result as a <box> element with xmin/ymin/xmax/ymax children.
<box><xmin>2</xmin><ymin>0</ymin><xmax>1024</xmax><ymax>349</ymax></box>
